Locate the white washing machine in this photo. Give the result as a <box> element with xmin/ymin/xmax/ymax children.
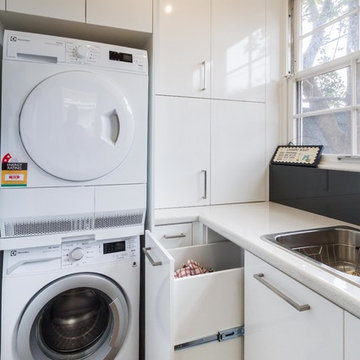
<box><xmin>0</xmin><ymin>31</ymin><xmax>148</xmax><ymax>245</ymax></box>
<box><xmin>1</xmin><ymin>235</ymin><xmax>139</xmax><ymax>360</ymax></box>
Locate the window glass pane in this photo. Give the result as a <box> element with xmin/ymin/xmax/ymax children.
<box><xmin>296</xmin><ymin>112</ymin><xmax>352</xmax><ymax>154</ymax></box>
<box><xmin>299</xmin><ymin>67</ymin><xmax>351</xmax><ymax>113</ymax></box>
<box><xmin>301</xmin><ymin>14</ymin><xmax>358</xmax><ymax>69</ymax></box>
<box><xmin>302</xmin><ymin>0</ymin><xmax>358</xmax><ymax>35</ymax></box>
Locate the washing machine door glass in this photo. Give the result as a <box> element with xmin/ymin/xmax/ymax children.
<box><xmin>16</xmin><ymin>273</ymin><xmax>129</xmax><ymax>360</ymax></box>
<box><xmin>19</xmin><ymin>71</ymin><xmax>135</xmax><ymax>181</ymax></box>
<box><xmin>40</xmin><ymin>288</ymin><xmax>111</xmax><ymax>354</ymax></box>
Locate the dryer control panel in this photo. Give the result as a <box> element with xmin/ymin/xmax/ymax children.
<box><xmin>4</xmin><ymin>30</ymin><xmax>148</xmax><ymax>74</ymax></box>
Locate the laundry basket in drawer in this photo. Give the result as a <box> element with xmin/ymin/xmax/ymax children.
<box><xmin>144</xmin><ymin>230</ymin><xmax>244</xmax><ymax>360</ymax></box>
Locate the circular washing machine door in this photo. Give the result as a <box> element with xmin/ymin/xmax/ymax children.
<box><xmin>19</xmin><ymin>71</ymin><xmax>135</xmax><ymax>181</ymax></box>
<box><xmin>16</xmin><ymin>273</ymin><xmax>129</xmax><ymax>360</ymax></box>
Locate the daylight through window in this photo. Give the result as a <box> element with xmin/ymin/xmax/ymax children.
<box><xmin>292</xmin><ymin>0</ymin><xmax>360</xmax><ymax>155</ymax></box>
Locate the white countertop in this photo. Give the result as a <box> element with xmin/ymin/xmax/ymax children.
<box><xmin>155</xmin><ymin>202</ymin><xmax>360</xmax><ymax>318</ymax></box>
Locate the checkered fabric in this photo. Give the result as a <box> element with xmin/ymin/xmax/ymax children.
<box><xmin>174</xmin><ymin>259</ymin><xmax>211</xmax><ymax>278</ymax></box>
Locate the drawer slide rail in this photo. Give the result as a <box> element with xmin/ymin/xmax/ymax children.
<box><xmin>174</xmin><ymin>326</ymin><xmax>244</xmax><ymax>351</ymax></box>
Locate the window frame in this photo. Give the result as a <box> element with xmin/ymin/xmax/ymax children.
<box><xmin>287</xmin><ymin>0</ymin><xmax>360</xmax><ymax>170</ymax></box>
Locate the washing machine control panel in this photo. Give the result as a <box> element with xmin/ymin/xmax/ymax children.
<box><xmin>61</xmin><ymin>236</ymin><xmax>139</xmax><ymax>268</ymax></box>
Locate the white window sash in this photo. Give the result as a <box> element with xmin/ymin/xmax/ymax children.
<box><xmin>288</xmin><ymin>0</ymin><xmax>360</xmax><ymax>161</ymax></box>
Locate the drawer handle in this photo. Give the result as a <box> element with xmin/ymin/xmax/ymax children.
<box><xmin>163</xmin><ymin>233</ymin><xmax>186</xmax><ymax>240</ymax></box>
<box><xmin>142</xmin><ymin>247</ymin><xmax>162</xmax><ymax>267</ymax></box>
<box><xmin>253</xmin><ymin>273</ymin><xmax>311</xmax><ymax>312</ymax></box>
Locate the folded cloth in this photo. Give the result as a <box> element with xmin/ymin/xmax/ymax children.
<box><xmin>174</xmin><ymin>259</ymin><xmax>212</xmax><ymax>279</ymax></box>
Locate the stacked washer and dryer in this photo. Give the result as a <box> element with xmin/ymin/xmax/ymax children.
<box><xmin>0</xmin><ymin>31</ymin><xmax>148</xmax><ymax>360</ymax></box>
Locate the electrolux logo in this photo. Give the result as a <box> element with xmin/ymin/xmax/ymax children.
<box><xmin>9</xmin><ymin>36</ymin><xmax>17</xmax><ymax>42</ymax></box>
<box><xmin>10</xmin><ymin>250</ymin><xmax>17</xmax><ymax>256</ymax></box>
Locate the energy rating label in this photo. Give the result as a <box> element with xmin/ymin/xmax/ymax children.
<box><xmin>1</xmin><ymin>162</ymin><xmax>28</xmax><ymax>187</ymax></box>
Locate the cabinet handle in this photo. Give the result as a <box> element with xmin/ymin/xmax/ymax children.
<box><xmin>201</xmin><ymin>170</ymin><xmax>207</xmax><ymax>199</ymax></box>
<box><xmin>142</xmin><ymin>247</ymin><xmax>162</xmax><ymax>266</ymax></box>
<box><xmin>253</xmin><ymin>273</ymin><xmax>311</xmax><ymax>312</ymax></box>
<box><xmin>201</xmin><ymin>60</ymin><xmax>207</xmax><ymax>91</ymax></box>
<box><xmin>163</xmin><ymin>233</ymin><xmax>186</xmax><ymax>239</ymax></box>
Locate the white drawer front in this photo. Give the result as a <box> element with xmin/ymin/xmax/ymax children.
<box><xmin>154</xmin><ymin>223</ymin><xmax>193</xmax><ymax>249</ymax></box>
<box><xmin>174</xmin><ymin>268</ymin><xmax>244</xmax><ymax>345</ymax></box>
<box><xmin>145</xmin><ymin>234</ymin><xmax>244</xmax><ymax>360</ymax></box>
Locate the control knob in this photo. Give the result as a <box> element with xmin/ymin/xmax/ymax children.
<box><xmin>74</xmin><ymin>45</ymin><xmax>90</xmax><ymax>61</ymax></box>
<box><xmin>69</xmin><ymin>247</ymin><xmax>85</xmax><ymax>261</ymax></box>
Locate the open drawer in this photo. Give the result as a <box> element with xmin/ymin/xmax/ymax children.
<box><xmin>144</xmin><ymin>230</ymin><xmax>244</xmax><ymax>360</ymax></box>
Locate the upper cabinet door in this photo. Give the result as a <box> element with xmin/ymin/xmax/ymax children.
<box><xmin>154</xmin><ymin>0</ymin><xmax>211</xmax><ymax>98</ymax></box>
<box><xmin>154</xmin><ymin>96</ymin><xmax>211</xmax><ymax>208</ymax></box>
<box><xmin>211</xmin><ymin>0</ymin><xmax>266</xmax><ymax>102</ymax></box>
<box><xmin>211</xmin><ymin>100</ymin><xmax>266</xmax><ymax>204</ymax></box>
<box><xmin>86</xmin><ymin>0</ymin><xmax>152</xmax><ymax>33</ymax></box>
<box><xmin>6</xmin><ymin>0</ymin><xmax>85</xmax><ymax>21</ymax></box>
<box><xmin>0</xmin><ymin>0</ymin><xmax>4</xmax><ymax>11</ymax></box>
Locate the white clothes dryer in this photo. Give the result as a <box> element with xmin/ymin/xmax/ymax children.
<box><xmin>0</xmin><ymin>31</ymin><xmax>148</xmax><ymax>244</ymax></box>
<box><xmin>1</xmin><ymin>235</ymin><xmax>140</xmax><ymax>360</ymax></box>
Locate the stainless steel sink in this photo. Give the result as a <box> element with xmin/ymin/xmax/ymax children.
<box><xmin>262</xmin><ymin>226</ymin><xmax>360</xmax><ymax>284</ymax></box>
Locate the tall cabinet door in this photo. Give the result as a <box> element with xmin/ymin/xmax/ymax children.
<box><xmin>145</xmin><ymin>231</ymin><xmax>175</xmax><ymax>360</ymax></box>
<box><xmin>245</xmin><ymin>252</ymin><xmax>343</xmax><ymax>360</ymax></box>
<box><xmin>6</xmin><ymin>0</ymin><xmax>85</xmax><ymax>21</ymax></box>
<box><xmin>154</xmin><ymin>0</ymin><xmax>211</xmax><ymax>98</ymax></box>
<box><xmin>86</xmin><ymin>0</ymin><xmax>152</xmax><ymax>32</ymax></box>
<box><xmin>211</xmin><ymin>0</ymin><xmax>266</xmax><ymax>102</ymax></box>
<box><xmin>0</xmin><ymin>0</ymin><xmax>4</xmax><ymax>10</ymax></box>
<box><xmin>154</xmin><ymin>96</ymin><xmax>211</xmax><ymax>208</ymax></box>
<box><xmin>211</xmin><ymin>100</ymin><xmax>266</xmax><ymax>204</ymax></box>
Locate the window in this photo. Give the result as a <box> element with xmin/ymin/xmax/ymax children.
<box><xmin>291</xmin><ymin>0</ymin><xmax>360</xmax><ymax>156</ymax></box>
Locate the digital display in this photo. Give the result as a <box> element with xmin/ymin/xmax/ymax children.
<box><xmin>109</xmin><ymin>51</ymin><xmax>133</xmax><ymax>63</ymax></box>
<box><xmin>103</xmin><ymin>241</ymin><xmax>126</xmax><ymax>254</ymax></box>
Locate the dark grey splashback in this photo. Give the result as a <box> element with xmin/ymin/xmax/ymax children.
<box><xmin>269</xmin><ymin>165</ymin><xmax>360</xmax><ymax>225</ymax></box>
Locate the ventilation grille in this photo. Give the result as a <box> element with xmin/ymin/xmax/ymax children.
<box><xmin>2</xmin><ymin>210</ymin><xmax>144</xmax><ymax>238</ymax></box>
<box><xmin>4</xmin><ymin>216</ymin><xmax>94</xmax><ymax>237</ymax></box>
<box><xmin>95</xmin><ymin>212</ymin><xmax>144</xmax><ymax>229</ymax></box>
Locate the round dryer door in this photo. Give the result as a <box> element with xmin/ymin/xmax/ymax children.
<box><xmin>16</xmin><ymin>273</ymin><xmax>129</xmax><ymax>360</ymax></box>
<box><xmin>19</xmin><ymin>71</ymin><xmax>135</xmax><ymax>181</ymax></box>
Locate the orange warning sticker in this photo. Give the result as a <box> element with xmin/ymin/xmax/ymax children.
<box><xmin>1</xmin><ymin>162</ymin><xmax>27</xmax><ymax>187</ymax></box>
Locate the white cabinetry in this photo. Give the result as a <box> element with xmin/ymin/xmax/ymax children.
<box><xmin>344</xmin><ymin>311</ymin><xmax>360</xmax><ymax>360</ymax></box>
<box><xmin>4</xmin><ymin>1</ymin><xmax>152</xmax><ymax>33</ymax></box>
<box><xmin>154</xmin><ymin>0</ymin><xmax>265</xmax><ymax>102</ymax></box>
<box><xmin>154</xmin><ymin>0</ymin><xmax>211</xmax><ymax>98</ymax></box>
<box><xmin>154</xmin><ymin>96</ymin><xmax>210</xmax><ymax>208</ymax></box>
<box><xmin>86</xmin><ymin>0</ymin><xmax>152</xmax><ymax>32</ymax></box>
<box><xmin>245</xmin><ymin>251</ymin><xmax>343</xmax><ymax>360</ymax></box>
<box><xmin>6</xmin><ymin>0</ymin><xmax>85</xmax><ymax>21</ymax></box>
<box><xmin>153</xmin><ymin>223</ymin><xmax>193</xmax><ymax>249</ymax></box>
<box><xmin>145</xmin><ymin>231</ymin><xmax>244</xmax><ymax>360</ymax></box>
<box><xmin>211</xmin><ymin>0</ymin><xmax>266</xmax><ymax>101</ymax></box>
<box><xmin>153</xmin><ymin>0</ymin><xmax>269</xmax><ymax>209</ymax></box>
<box><xmin>154</xmin><ymin>96</ymin><xmax>266</xmax><ymax>208</ymax></box>
<box><xmin>211</xmin><ymin>101</ymin><xmax>266</xmax><ymax>204</ymax></box>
